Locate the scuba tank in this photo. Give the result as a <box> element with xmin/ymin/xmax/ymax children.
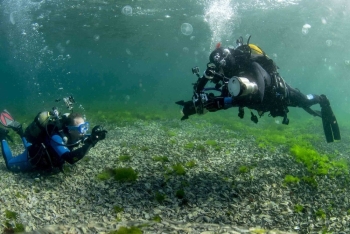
<box><xmin>24</xmin><ymin>111</ymin><xmax>51</xmax><ymax>143</ymax></box>
<box><xmin>24</xmin><ymin>110</ymin><xmax>62</xmax><ymax>144</ymax></box>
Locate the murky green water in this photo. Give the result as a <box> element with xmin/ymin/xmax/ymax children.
<box><xmin>1</xmin><ymin>0</ymin><xmax>350</xmax><ymax>140</ymax></box>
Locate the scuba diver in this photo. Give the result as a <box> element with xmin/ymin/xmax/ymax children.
<box><xmin>176</xmin><ymin>36</ymin><xmax>340</xmax><ymax>143</ymax></box>
<box><xmin>0</xmin><ymin>96</ymin><xmax>108</xmax><ymax>172</ymax></box>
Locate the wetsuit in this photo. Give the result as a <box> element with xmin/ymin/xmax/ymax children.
<box><xmin>1</xmin><ymin>133</ymin><xmax>93</xmax><ymax>172</ymax></box>
<box><xmin>177</xmin><ymin>44</ymin><xmax>340</xmax><ymax>142</ymax></box>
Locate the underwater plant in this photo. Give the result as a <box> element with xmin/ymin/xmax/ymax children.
<box><xmin>140</xmin><ymin>146</ymin><xmax>149</xmax><ymax>152</ymax></box>
<box><xmin>152</xmin><ymin>215</ymin><xmax>162</xmax><ymax>223</ymax></box>
<box><xmin>97</xmin><ymin>167</ymin><xmax>138</xmax><ymax>182</ymax></box>
<box><xmin>294</xmin><ymin>204</ymin><xmax>305</xmax><ymax>213</ymax></box>
<box><xmin>109</xmin><ymin>226</ymin><xmax>142</xmax><ymax>234</ymax></box>
<box><xmin>238</xmin><ymin>165</ymin><xmax>250</xmax><ymax>174</ymax></box>
<box><xmin>118</xmin><ymin>155</ymin><xmax>131</xmax><ymax>161</ymax></box>
<box><xmin>290</xmin><ymin>144</ymin><xmax>349</xmax><ymax>177</ymax></box>
<box><xmin>3</xmin><ymin>210</ymin><xmax>24</xmax><ymax>233</ymax></box>
<box><xmin>152</xmin><ymin>156</ymin><xmax>169</xmax><ymax>163</ymax></box>
<box><xmin>175</xmin><ymin>189</ymin><xmax>185</xmax><ymax>199</ymax></box>
<box><xmin>250</xmin><ymin>228</ymin><xmax>267</xmax><ymax>234</ymax></box>
<box><xmin>171</xmin><ymin>164</ymin><xmax>186</xmax><ymax>175</ymax></box>
<box><xmin>155</xmin><ymin>192</ymin><xmax>166</xmax><ymax>203</ymax></box>
<box><xmin>113</xmin><ymin>167</ymin><xmax>138</xmax><ymax>182</ymax></box>
<box><xmin>315</xmin><ymin>209</ymin><xmax>326</xmax><ymax>219</ymax></box>
<box><xmin>196</xmin><ymin>144</ymin><xmax>206</xmax><ymax>152</ymax></box>
<box><xmin>5</xmin><ymin>210</ymin><xmax>17</xmax><ymax>220</ymax></box>
<box><xmin>113</xmin><ymin>206</ymin><xmax>124</xmax><ymax>213</ymax></box>
<box><xmin>205</xmin><ymin>139</ymin><xmax>217</xmax><ymax>146</ymax></box>
<box><xmin>283</xmin><ymin>175</ymin><xmax>300</xmax><ymax>185</ymax></box>
<box><xmin>96</xmin><ymin>168</ymin><xmax>114</xmax><ymax>181</ymax></box>
<box><xmin>184</xmin><ymin>142</ymin><xmax>195</xmax><ymax>150</ymax></box>
<box><xmin>301</xmin><ymin>176</ymin><xmax>318</xmax><ymax>188</ymax></box>
<box><xmin>185</xmin><ymin>160</ymin><xmax>196</xmax><ymax>168</ymax></box>
<box><xmin>166</xmin><ymin>131</ymin><xmax>176</xmax><ymax>137</ymax></box>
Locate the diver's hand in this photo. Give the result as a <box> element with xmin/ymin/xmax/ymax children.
<box><xmin>87</xmin><ymin>125</ymin><xmax>107</xmax><ymax>146</ymax></box>
<box><xmin>204</xmin><ymin>68</ymin><xmax>215</xmax><ymax>79</ymax></box>
<box><xmin>204</xmin><ymin>97</ymin><xmax>225</xmax><ymax>112</ymax></box>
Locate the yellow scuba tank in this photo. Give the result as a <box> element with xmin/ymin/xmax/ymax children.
<box><xmin>249</xmin><ymin>44</ymin><xmax>264</xmax><ymax>55</ymax></box>
<box><xmin>24</xmin><ymin>111</ymin><xmax>52</xmax><ymax>143</ymax></box>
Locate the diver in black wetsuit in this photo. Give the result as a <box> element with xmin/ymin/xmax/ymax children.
<box><xmin>176</xmin><ymin>36</ymin><xmax>340</xmax><ymax>143</ymax></box>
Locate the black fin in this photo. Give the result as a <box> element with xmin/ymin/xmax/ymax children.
<box><xmin>321</xmin><ymin>104</ymin><xmax>341</xmax><ymax>142</ymax></box>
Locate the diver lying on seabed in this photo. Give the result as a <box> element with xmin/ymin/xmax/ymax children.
<box><xmin>0</xmin><ymin>96</ymin><xmax>107</xmax><ymax>173</ymax></box>
<box><xmin>176</xmin><ymin>36</ymin><xmax>340</xmax><ymax>143</ymax></box>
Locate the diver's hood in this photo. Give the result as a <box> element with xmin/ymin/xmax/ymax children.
<box><xmin>209</xmin><ymin>47</ymin><xmax>235</xmax><ymax>72</ymax></box>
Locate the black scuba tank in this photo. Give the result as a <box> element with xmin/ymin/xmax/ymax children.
<box><xmin>24</xmin><ymin>111</ymin><xmax>52</xmax><ymax>143</ymax></box>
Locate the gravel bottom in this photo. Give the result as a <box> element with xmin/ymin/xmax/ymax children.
<box><xmin>0</xmin><ymin>119</ymin><xmax>349</xmax><ymax>234</ymax></box>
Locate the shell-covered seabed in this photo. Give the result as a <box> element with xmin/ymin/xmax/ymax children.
<box><xmin>0</xmin><ymin>117</ymin><xmax>349</xmax><ymax>234</ymax></box>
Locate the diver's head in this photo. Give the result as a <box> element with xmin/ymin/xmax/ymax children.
<box><xmin>65</xmin><ymin>113</ymin><xmax>89</xmax><ymax>143</ymax></box>
<box><xmin>209</xmin><ymin>47</ymin><xmax>235</xmax><ymax>74</ymax></box>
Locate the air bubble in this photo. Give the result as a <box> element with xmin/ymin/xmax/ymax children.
<box><xmin>122</xmin><ymin>5</ymin><xmax>132</xmax><ymax>16</ymax></box>
<box><xmin>326</xmin><ymin>40</ymin><xmax>332</xmax><ymax>47</ymax></box>
<box><xmin>345</xmin><ymin>60</ymin><xmax>350</xmax><ymax>66</ymax></box>
<box><xmin>181</xmin><ymin>23</ymin><xmax>193</xmax><ymax>36</ymax></box>
<box><xmin>302</xmin><ymin>24</ymin><xmax>311</xmax><ymax>35</ymax></box>
<box><xmin>190</xmin><ymin>36</ymin><xmax>195</xmax><ymax>41</ymax></box>
<box><xmin>93</xmin><ymin>35</ymin><xmax>100</xmax><ymax>41</ymax></box>
<box><xmin>183</xmin><ymin>47</ymin><xmax>189</xmax><ymax>53</ymax></box>
<box><xmin>126</xmin><ymin>48</ymin><xmax>132</xmax><ymax>55</ymax></box>
<box><xmin>56</xmin><ymin>43</ymin><xmax>65</xmax><ymax>54</ymax></box>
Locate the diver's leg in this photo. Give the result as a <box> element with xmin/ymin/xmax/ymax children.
<box><xmin>286</xmin><ymin>84</ymin><xmax>340</xmax><ymax>142</ymax></box>
<box><xmin>286</xmin><ymin>84</ymin><xmax>321</xmax><ymax>107</ymax></box>
<box><xmin>1</xmin><ymin>137</ymin><xmax>33</xmax><ymax>172</ymax></box>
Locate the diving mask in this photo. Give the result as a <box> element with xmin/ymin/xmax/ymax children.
<box><xmin>67</xmin><ymin>122</ymin><xmax>89</xmax><ymax>134</ymax></box>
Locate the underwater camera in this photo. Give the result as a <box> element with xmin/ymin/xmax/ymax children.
<box><xmin>55</xmin><ymin>95</ymin><xmax>75</xmax><ymax>111</ymax></box>
<box><xmin>192</xmin><ymin>66</ymin><xmax>200</xmax><ymax>76</ymax></box>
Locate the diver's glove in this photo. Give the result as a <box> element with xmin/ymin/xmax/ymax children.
<box><xmin>86</xmin><ymin>125</ymin><xmax>108</xmax><ymax>147</ymax></box>
<box><xmin>203</xmin><ymin>96</ymin><xmax>225</xmax><ymax>112</ymax></box>
<box><xmin>204</xmin><ymin>68</ymin><xmax>215</xmax><ymax>79</ymax></box>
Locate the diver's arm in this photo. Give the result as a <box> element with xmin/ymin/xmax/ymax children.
<box><xmin>205</xmin><ymin>96</ymin><xmax>235</xmax><ymax>112</ymax></box>
<box><xmin>50</xmin><ymin>134</ymin><xmax>92</xmax><ymax>164</ymax></box>
<box><xmin>195</xmin><ymin>67</ymin><xmax>225</xmax><ymax>93</ymax></box>
<box><xmin>61</xmin><ymin>142</ymin><xmax>92</xmax><ymax>164</ymax></box>
<box><xmin>177</xmin><ymin>96</ymin><xmax>236</xmax><ymax>121</ymax></box>
<box><xmin>195</xmin><ymin>76</ymin><xmax>210</xmax><ymax>93</ymax></box>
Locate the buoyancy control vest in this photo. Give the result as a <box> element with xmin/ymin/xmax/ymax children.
<box><xmin>230</xmin><ymin>43</ymin><xmax>290</xmax><ymax>122</ymax></box>
<box><xmin>24</xmin><ymin>111</ymin><xmax>68</xmax><ymax>144</ymax></box>
<box><xmin>24</xmin><ymin>111</ymin><xmax>69</xmax><ymax>170</ymax></box>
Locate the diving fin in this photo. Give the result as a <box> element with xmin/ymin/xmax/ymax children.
<box><xmin>320</xmin><ymin>96</ymin><xmax>341</xmax><ymax>143</ymax></box>
<box><xmin>0</xmin><ymin>109</ymin><xmax>22</xmax><ymax>131</ymax></box>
